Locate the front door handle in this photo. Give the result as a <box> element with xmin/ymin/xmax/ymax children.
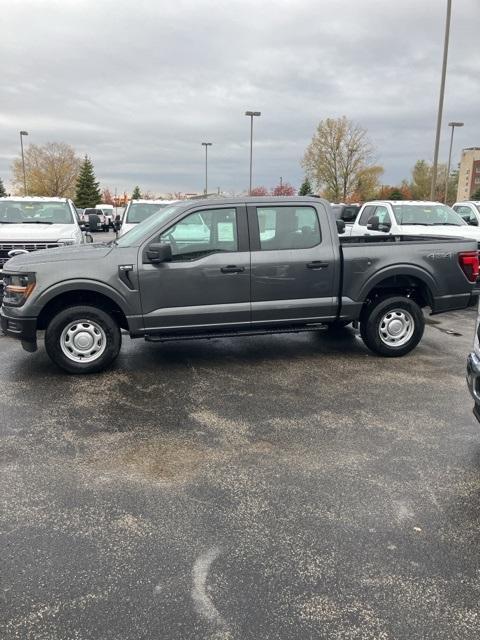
<box><xmin>306</xmin><ymin>261</ymin><xmax>329</xmax><ymax>269</ymax></box>
<box><xmin>221</xmin><ymin>265</ymin><xmax>245</xmax><ymax>274</ymax></box>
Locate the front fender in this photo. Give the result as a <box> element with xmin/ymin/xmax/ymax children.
<box><xmin>29</xmin><ymin>278</ymin><xmax>134</xmax><ymax>317</ymax></box>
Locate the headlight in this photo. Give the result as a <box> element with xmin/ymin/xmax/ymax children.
<box><xmin>3</xmin><ymin>273</ymin><xmax>36</xmax><ymax>307</ymax></box>
<box><xmin>57</xmin><ymin>239</ymin><xmax>76</xmax><ymax>246</ymax></box>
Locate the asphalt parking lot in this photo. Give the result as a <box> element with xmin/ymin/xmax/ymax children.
<box><xmin>1</xmin><ymin>306</ymin><xmax>480</xmax><ymax>639</ymax></box>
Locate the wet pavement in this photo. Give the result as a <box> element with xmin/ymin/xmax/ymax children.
<box><xmin>1</xmin><ymin>308</ymin><xmax>480</xmax><ymax>639</ymax></box>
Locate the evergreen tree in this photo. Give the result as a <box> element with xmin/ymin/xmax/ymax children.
<box><xmin>0</xmin><ymin>177</ymin><xmax>7</xmax><ymax>197</ymax></box>
<box><xmin>298</xmin><ymin>177</ymin><xmax>312</xmax><ymax>196</ymax></box>
<box><xmin>132</xmin><ymin>185</ymin><xmax>142</xmax><ymax>199</ymax></box>
<box><xmin>74</xmin><ymin>156</ymin><xmax>101</xmax><ymax>208</ymax></box>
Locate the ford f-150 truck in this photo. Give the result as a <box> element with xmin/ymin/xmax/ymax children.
<box><xmin>1</xmin><ymin>197</ymin><xmax>479</xmax><ymax>374</ymax></box>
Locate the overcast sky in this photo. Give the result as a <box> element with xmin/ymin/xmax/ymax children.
<box><xmin>1</xmin><ymin>0</ymin><xmax>479</xmax><ymax>195</ymax></box>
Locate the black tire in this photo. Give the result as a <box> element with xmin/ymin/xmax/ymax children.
<box><xmin>45</xmin><ymin>305</ymin><xmax>121</xmax><ymax>374</ymax></box>
<box><xmin>360</xmin><ymin>296</ymin><xmax>424</xmax><ymax>357</ymax></box>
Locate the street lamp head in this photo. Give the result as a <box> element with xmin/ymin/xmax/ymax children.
<box><xmin>448</xmin><ymin>122</ymin><xmax>464</xmax><ymax>127</ymax></box>
<box><xmin>245</xmin><ymin>111</ymin><xmax>261</xmax><ymax>117</ymax></box>
<box><xmin>20</xmin><ymin>130</ymin><xmax>29</xmax><ymax>136</ymax></box>
<box><xmin>201</xmin><ymin>142</ymin><xmax>212</xmax><ymax>147</ymax></box>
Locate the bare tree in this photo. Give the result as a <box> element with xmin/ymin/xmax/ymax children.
<box><xmin>302</xmin><ymin>116</ymin><xmax>378</xmax><ymax>201</ymax></box>
<box><xmin>11</xmin><ymin>142</ymin><xmax>81</xmax><ymax>198</ymax></box>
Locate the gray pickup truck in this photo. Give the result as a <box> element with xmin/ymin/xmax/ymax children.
<box><xmin>1</xmin><ymin>197</ymin><xmax>479</xmax><ymax>374</ymax></box>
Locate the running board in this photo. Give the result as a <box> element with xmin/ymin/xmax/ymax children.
<box><xmin>145</xmin><ymin>324</ymin><xmax>325</xmax><ymax>343</ymax></box>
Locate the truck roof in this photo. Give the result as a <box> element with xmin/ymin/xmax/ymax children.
<box><xmin>0</xmin><ymin>196</ymin><xmax>70</xmax><ymax>202</ymax></box>
<box><xmin>363</xmin><ymin>200</ymin><xmax>446</xmax><ymax>206</ymax></box>
<box><xmin>130</xmin><ymin>199</ymin><xmax>178</xmax><ymax>205</ymax></box>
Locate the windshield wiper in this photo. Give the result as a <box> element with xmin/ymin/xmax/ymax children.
<box><xmin>399</xmin><ymin>222</ymin><xmax>433</xmax><ymax>226</ymax></box>
<box><xmin>22</xmin><ymin>220</ymin><xmax>54</xmax><ymax>224</ymax></box>
<box><xmin>0</xmin><ymin>221</ymin><xmax>17</xmax><ymax>224</ymax></box>
<box><xmin>431</xmin><ymin>222</ymin><xmax>460</xmax><ymax>226</ymax></box>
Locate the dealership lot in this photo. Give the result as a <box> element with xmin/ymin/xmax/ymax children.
<box><xmin>1</xmin><ymin>307</ymin><xmax>480</xmax><ymax>639</ymax></box>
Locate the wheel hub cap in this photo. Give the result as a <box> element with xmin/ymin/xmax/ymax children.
<box><xmin>379</xmin><ymin>309</ymin><xmax>415</xmax><ymax>347</ymax></box>
<box><xmin>60</xmin><ymin>320</ymin><xmax>107</xmax><ymax>363</ymax></box>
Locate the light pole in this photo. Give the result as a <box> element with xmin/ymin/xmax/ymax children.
<box><xmin>430</xmin><ymin>0</ymin><xmax>452</xmax><ymax>201</ymax></box>
<box><xmin>245</xmin><ymin>111</ymin><xmax>261</xmax><ymax>195</ymax></box>
<box><xmin>19</xmin><ymin>130</ymin><xmax>29</xmax><ymax>196</ymax></box>
<box><xmin>444</xmin><ymin>121</ymin><xmax>464</xmax><ymax>203</ymax></box>
<box><xmin>201</xmin><ymin>142</ymin><xmax>212</xmax><ymax>196</ymax></box>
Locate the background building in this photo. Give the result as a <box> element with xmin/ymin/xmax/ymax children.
<box><xmin>457</xmin><ymin>148</ymin><xmax>480</xmax><ymax>201</ymax></box>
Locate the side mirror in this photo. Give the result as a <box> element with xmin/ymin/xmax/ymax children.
<box><xmin>146</xmin><ymin>242</ymin><xmax>172</xmax><ymax>263</ymax></box>
<box><xmin>469</xmin><ymin>218</ymin><xmax>479</xmax><ymax>226</ymax></box>
<box><xmin>113</xmin><ymin>220</ymin><xmax>121</xmax><ymax>231</ymax></box>
<box><xmin>85</xmin><ymin>233</ymin><xmax>94</xmax><ymax>244</ymax></box>
<box><xmin>115</xmin><ymin>214</ymin><xmax>121</xmax><ymax>221</ymax></box>
<box><xmin>378</xmin><ymin>222</ymin><xmax>391</xmax><ymax>233</ymax></box>
<box><xmin>336</xmin><ymin>219</ymin><xmax>346</xmax><ymax>234</ymax></box>
<box><xmin>366</xmin><ymin>216</ymin><xmax>379</xmax><ymax>230</ymax></box>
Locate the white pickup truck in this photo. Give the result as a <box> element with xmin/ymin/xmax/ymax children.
<box><xmin>0</xmin><ymin>196</ymin><xmax>88</xmax><ymax>300</ymax></box>
<box><xmin>348</xmin><ymin>200</ymin><xmax>480</xmax><ymax>241</ymax></box>
<box><xmin>119</xmin><ymin>199</ymin><xmax>178</xmax><ymax>236</ymax></box>
<box><xmin>452</xmin><ymin>201</ymin><xmax>480</xmax><ymax>227</ymax></box>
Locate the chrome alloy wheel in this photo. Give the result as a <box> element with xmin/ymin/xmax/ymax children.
<box><xmin>378</xmin><ymin>309</ymin><xmax>415</xmax><ymax>347</ymax></box>
<box><xmin>60</xmin><ymin>319</ymin><xmax>107</xmax><ymax>363</ymax></box>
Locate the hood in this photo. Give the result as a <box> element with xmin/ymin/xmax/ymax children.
<box><xmin>397</xmin><ymin>224</ymin><xmax>480</xmax><ymax>240</ymax></box>
<box><xmin>4</xmin><ymin>242</ymin><xmax>114</xmax><ymax>270</ymax></box>
<box><xmin>0</xmin><ymin>223</ymin><xmax>79</xmax><ymax>242</ymax></box>
<box><xmin>119</xmin><ymin>222</ymin><xmax>136</xmax><ymax>236</ymax></box>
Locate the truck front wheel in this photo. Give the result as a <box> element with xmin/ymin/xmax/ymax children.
<box><xmin>360</xmin><ymin>296</ymin><xmax>424</xmax><ymax>357</ymax></box>
<box><xmin>45</xmin><ymin>305</ymin><xmax>121</xmax><ymax>373</ymax></box>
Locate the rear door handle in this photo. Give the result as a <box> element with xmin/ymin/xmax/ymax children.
<box><xmin>306</xmin><ymin>261</ymin><xmax>329</xmax><ymax>269</ymax></box>
<box><xmin>221</xmin><ymin>265</ymin><xmax>245</xmax><ymax>274</ymax></box>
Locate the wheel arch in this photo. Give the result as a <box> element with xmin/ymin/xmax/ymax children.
<box><xmin>37</xmin><ymin>285</ymin><xmax>129</xmax><ymax>331</ymax></box>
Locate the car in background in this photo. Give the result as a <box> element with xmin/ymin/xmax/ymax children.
<box><xmin>349</xmin><ymin>200</ymin><xmax>480</xmax><ymax>241</ymax></box>
<box><xmin>119</xmin><ymin>199</ymin><xmax>177</xmax><ymax>236</ymax></box>
<box><xmin>0</xmin><ymin>196</ymin><xmax>88</xmax><ymax>300</ymax></box>
<box><xmin>330</xmin><ymin>203</ymin><xmax>360</xmax><ymax>234</ymax></box>
<box><xmin>96</xmin><ymin>204</ymin><xmax>114</xmax><ymax>230</ymax></box>
<box><xmin>83</xmin><ymin>207</ymin><xmax>108</xmax><ymax>232</ymax></box>
<box><xmin>452</xmin><ymin>201</ymin><xmax>480</xmax><ymax>227</ymax></box>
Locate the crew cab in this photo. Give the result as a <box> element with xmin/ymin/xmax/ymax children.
<box><xmin>1</xmin><ymin>197</ymin><xmax>479</xmax><ymax>374</ymax></box>
<box><xmin>350</xmin><ymin>200</ymin><xmax>480</xmax><ymax>241</ymax></box>
<box><xmin>452</xmin><ymin>201</ymin><xmax>480</xmax><ymax>227</ymax></box>
<box><xmin>119</xmin><ymin>199</ymin><xmax>177</xmax><ymax>236</ymax></box>
<box><xmin>0</xmin><ymin>196</ymin><xmax>87</xmax><ymax>301</ymax></box>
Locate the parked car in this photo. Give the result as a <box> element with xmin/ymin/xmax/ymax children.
<box><xmin>96</xmin><ymin>204</ymin><xmax>115</xmax><ymax>229</ymax></box>
<box><xmin>83</xmin><ymin>208</ymin><xmax>108</xmax><ymax>232</ymax></box>
<box><xmin>330</xmin><ymin>203</ymin><xmax>360</xmax><ymax>234</ymax></box>
<box><xmin>119</xmin><ymin>199</ymin><xmax>178</xmax><ymax>236</ymax></box>
<box><xmin>0</xmin><ymin>196</ymin><xmax>89</xmax><ymax>302</ymax></box>
<box><xmin>2</xmin><ymin>197</ymin><xmax>479</xmax><ymax>374</ymax></box>
<box><xmin>349</xmin><ymin>200</ymin><xmax>480</xmax><ymax>241</ymax></box>
<box><xmin>452</xmin><ymin>201</ymin><xmax>480</xmax><ymax>227</ymax></box>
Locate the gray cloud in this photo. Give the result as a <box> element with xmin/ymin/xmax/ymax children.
<box><xmin>1</xmin><ymin>0</ymin><xmax>479</xmax><ymax>195</ymax></box>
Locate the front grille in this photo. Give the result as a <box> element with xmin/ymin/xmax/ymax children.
<box><xmin>0</xmin><ymin>242</ymin><xmax>60</xmax><ymax>265</ymax></box>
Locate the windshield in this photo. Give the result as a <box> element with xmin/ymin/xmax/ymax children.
<box><xmin>126</xmin><ymin>203</ymin><xmax>171</xmax><ymax>224</ymax></box>
<box><xmin>392</xmin><ymin>204</ymin><xmax>467</xmax><ymax>226</ymax></box>
<box><xmin>117</xmin><ymin>205</ymin><xmax>184</xmax><ymax>246</ymax></box>
<box><xmin>0</xmin><ymin>200</ymin><xmax>74</xmax><ymax>224</ymax></box>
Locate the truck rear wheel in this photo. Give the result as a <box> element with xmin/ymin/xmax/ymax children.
<box><xmin>360</xmin><ymin>296</ymin><xmax>424</xmax><ymax>357</ymax></box>
<box><xmin>45</xmin><ymin>305</ymin><xmax>121</xmax><ymax>373</ymax></box>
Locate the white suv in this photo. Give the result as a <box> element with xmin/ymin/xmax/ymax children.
<box><xmin>350</xmin><ymin>200</ymin><xmax>480</xmax><ymax>241</ymax></box>
<box><xmin>119</xmin><ymin>199</ymin><xmax>178</xmax><ymax>236</ymax></box>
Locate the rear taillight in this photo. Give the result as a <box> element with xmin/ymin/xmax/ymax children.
<box><xmin>458</xmin><ymin>251</ymin><xmax>480</xmax><ymax>283</ymax></box>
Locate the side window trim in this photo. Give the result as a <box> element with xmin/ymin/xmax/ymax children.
<box><xmin>146</xmin><ymin>206</ymin><xmax>248</xmax><ymax>263</ymax></box>
<box><xmin>251</xmin><ymin>204</ymin><xmax>322</xmax><ymax>251</ymax></box>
